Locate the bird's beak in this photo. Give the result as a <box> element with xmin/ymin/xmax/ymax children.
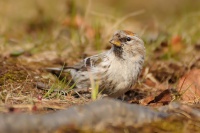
<box><xmin>109</xmin><ymin>39</ymin><xmax>121</xmax><ymax>47</ymax></box>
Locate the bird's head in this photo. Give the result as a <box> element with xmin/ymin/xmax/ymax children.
<box><xmin>109</xmin><ymin>30</ymin><xmax>145</xmax><ymax>59</ymax></box>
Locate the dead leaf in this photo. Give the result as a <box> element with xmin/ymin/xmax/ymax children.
<box><xmin>148</xmin><ymin>89</ymin><xmax>177</xmax><ymax>106</ymax></box>
<box><xmin>32</xmin><ymin>105</ymin><xmax>38</xmax><ymax>112</ymax></box>
<box><xmin>144</xmin><ymin>78</ymin><xmax>156</xmax><ymax>87</ymax></box>
<box><xmin>195</xmin><ymin>43</ymin><xmax>200</xmax><ymax>51</ymax></box>
<box><xmin>139</xmin><ymin>96</ymin><xmax>155</xmax><ymax>105</ymax></box>
<box><xmin>177</xmin><ymin>69</ymin><xmax>200</xmax><ymax>102</ymax></box>
<box><xmin>171</xmin><ymin>35</ymin><xmax>181</xmax><ymax>44</ymax></box>
<box><xmin>170</xmin><ymin>35</ymin><xmax>183</xmax><ymax>53</ymax></box>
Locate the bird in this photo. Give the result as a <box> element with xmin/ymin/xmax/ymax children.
<box><xmin>46</xmin><ymin>30</ymin><xmax>145</xmax><ymax>98</ymax></box>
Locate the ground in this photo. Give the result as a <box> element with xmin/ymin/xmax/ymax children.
<box><xmin>0</xmin><ymin>0</ymin><xmax>200</xmax><ymax>132</ymax></box>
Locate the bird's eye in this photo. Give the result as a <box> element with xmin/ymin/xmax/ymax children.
<box><xmin>126</xmin><ymin>37</ymin><xmax>131</xmax><ymax>41</ymax></box>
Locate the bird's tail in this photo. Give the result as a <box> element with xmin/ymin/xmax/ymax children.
<box><xmin>45</xmin><ymin>67</ymin><xmax>63</xmax><ymax>72</ymax></box>
<box><xmin>44</xmin><ymin>67</ymin><xmax>75</xmax><ymax>88</ymax></box>
<box><xmin>45</xmin><ymin>67</ymin><xmax>71</xmax><ymax>80</ymax></box>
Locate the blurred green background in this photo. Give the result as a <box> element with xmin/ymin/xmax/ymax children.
<box><xmin>1</xmin><ymin>0</ymin><xmax>199</xmax><ymax>34</ymax></box>
<box><xmin>0</xmin><ymin>0</ymin><xmax>200</xmax><ymax>61</ymax></box>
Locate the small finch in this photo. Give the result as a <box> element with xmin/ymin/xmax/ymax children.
<box><xmin>46</xmin><ymin>30</ymin><xmax>145</xmax><ymax>98</ymax></box>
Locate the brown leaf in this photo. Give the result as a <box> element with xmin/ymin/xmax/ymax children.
<box><xmin>144</xmin><ymin>78</ymin><xmax>156</xmax><ymax>87</ymax></box>
<box><xmin>139</xmin><ymin>96</ymin><xmax>155</xmax><ymax>105</ymax></box>
<box><xmin>32</xmin><ymin>105</ymin><xmax>38</xmax><ymax>112</ymax></box>
<box><xmin>170</xmin><ymin>35</ymin><xmax>183</xmax><ymax>53</ymax></box>
<box><xmin>177</xmin><ymin>69</ymin><xmax>200</xmax><ymax>102</ymax></box>
<box><xmin>171</xmin><ymin>35</ymin><xmax>181</xmax><ymax>44</ymax></box>
<box><xmin>195</xmin><ymin>43</ymin><xmax>200</xmax><ymax>51</ymax></box>
<box><xmin>147</xmin><ymin>89</ymin><xmax>176</xmax><ymax>106</ymax></box>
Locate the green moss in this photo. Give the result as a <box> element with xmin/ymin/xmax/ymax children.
<box><xmin>0</xmin><ymin>65</ymin><xmax>27</xmax><ymax>86</ymax></box>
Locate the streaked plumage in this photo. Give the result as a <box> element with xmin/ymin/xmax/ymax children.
<box><xmin>47</xmin><ymin>30</ymin><xmax>145</xmax><ymax>98</ymax></box>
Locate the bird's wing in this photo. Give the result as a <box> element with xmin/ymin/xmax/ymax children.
<box><xmin>83</xmin><ymin>52</ymin><xmax>106</xmax><ymax>69</ymax></box>
<box><xmin>64</xmin><ymin>60</ymin><xmax>85</xmax><ymax>71</ymax></box>
<box><xmin>46</xmin><ymin>52</ymin><xmax>107</xmax><ymax>73</ymax></box>
<box><xmin>64</xmin><ymin>52</ymin><xmax>106</xmax><ymax>71</ymax></box>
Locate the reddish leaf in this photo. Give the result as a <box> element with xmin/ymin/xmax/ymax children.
<box><xmin>147</xmin><ymin>89</ymin><xmax>176</xmax><ymax>105</ymax></box>
<box><xmin>32</xmin><ymin>105</ymin><xmax>38</xmax><ymax>112</ymax></box>
<box><xmin>177</xmin><ymin>69</ymin><xmax>200</xmax><ymax>102</ymax></box>
<box><xmin>171</xmin><ymin>35</ymin><xmax>182</xmax><ymax>44</ymax></box>
<box><xmin>170</xmin><ymin>35</ymin><xmax>183</xmax><ymax>53</ymax></box>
